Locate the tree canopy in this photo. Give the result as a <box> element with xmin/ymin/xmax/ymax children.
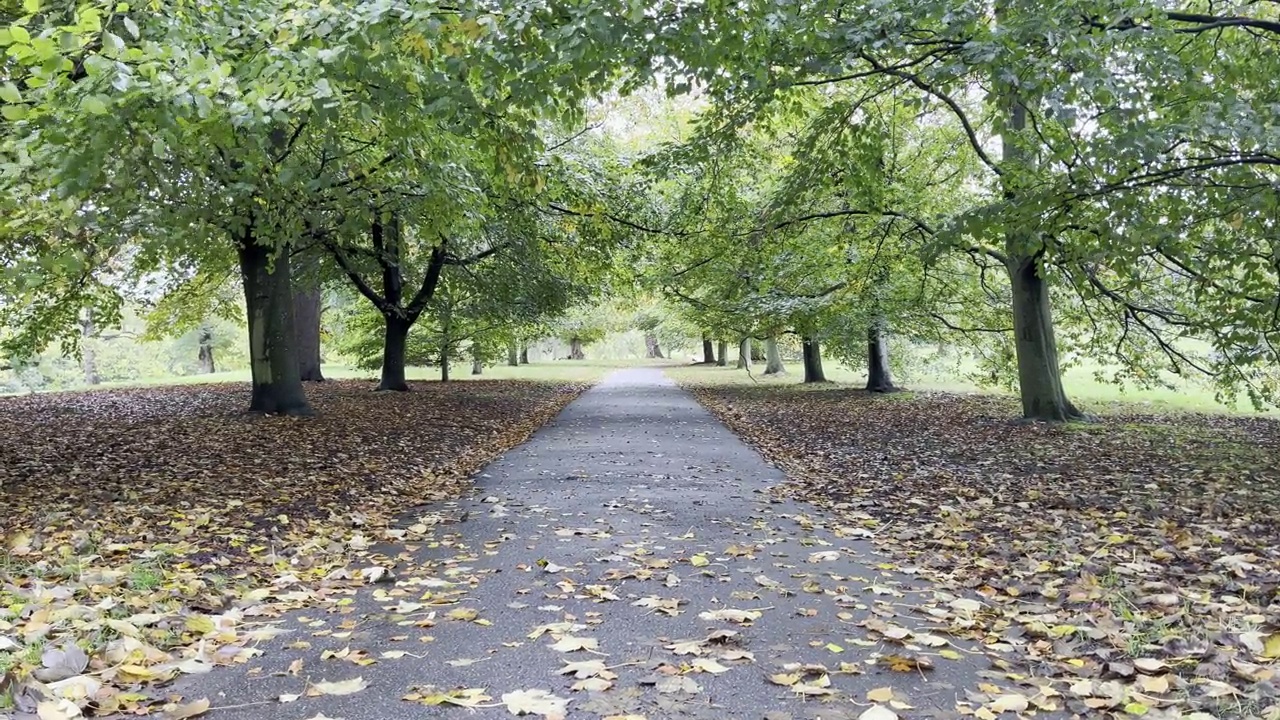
<box><xmin>2</xmin><ymin>0</ymin><xmax>1278</xmax><ymax>419</ymax></box>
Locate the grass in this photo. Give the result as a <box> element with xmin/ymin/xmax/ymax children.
<box><xmin>12</xmin><ymin>347</ymin><xmax>1267</xmax><ymax>416</ymax></box>
<box><xmin>666</xmin><ymin>358</ymin><xmax>1271</xmax><ymax>416</ymax></box>
<box><xmin>10</xmin><ymin>358</ymin><xmax>669</xmax><ymax>396</ymax></box>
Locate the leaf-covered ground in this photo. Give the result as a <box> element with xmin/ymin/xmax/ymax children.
<box><xmin>683</xmin><ymin>380</ymin><xmax>1280</xmax><ymax>719</ymax></box>
<box><xmin>0</xmin><ymin>380</ymin><xmax>586</xmax><ymax>718</ymax></box>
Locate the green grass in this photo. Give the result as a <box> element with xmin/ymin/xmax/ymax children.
<box><xmin>9</xmin><ymin>359</ymin><xmax>673</xmax><ymax>395</ymax></box>
<box><xmin>665</xmin><ymin>359</ymin><xmax>1272</xmax><ymax>416</ymax></box>
<box><xmin>11</xmin><ymin>349</ymin><xmax>1268</xmax><ymax>416</ymax></box>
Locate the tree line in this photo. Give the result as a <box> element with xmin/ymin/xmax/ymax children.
<box><xmin>2</xmin><ymin>0</ymin><xmax>1276</xmax><ymax>420</ymax></box>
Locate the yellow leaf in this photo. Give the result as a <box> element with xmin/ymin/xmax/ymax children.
<box><xmin>867</xmin><ymin>687</ymin><xmax>894</xmax><ymax>702</ymax></box>
<box><xmin>690</xmin><ymin>554</ymin><xmax>710</xmax><ymax>567</ymax></box>
<box><xmin>119</xmin><ymin>664</ymin><xmax>155</xmax><ymax>679</ymax></box>
<box><xmin>169</xmin><ymin>698</ymin><xmax>211</xmax><ymax>719</ymax></box>
<box><xmin>1263</xmin><ymin>633</ymin><xmax>1280</xmax><ymax>659</ymax></box>
<box><xmin>769</xmin><ymin>672</ymin><xmax>801</xmax><ymax>686</ymax></box>
<box><xmin>990</xmin><ymin>694</ymin><xmax>1029</xmax><ymax>713</ymax></box>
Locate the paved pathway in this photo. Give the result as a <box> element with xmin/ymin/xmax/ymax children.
<box><xmin>180</xmin><ymin>369</ymin><xmax>980</xmax><ymax>719</ymax></box>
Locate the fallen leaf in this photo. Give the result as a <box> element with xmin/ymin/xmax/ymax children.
<box><xmin>502</xmin><ymin>689</ymin><xmax>570</xmax><ymax>718</ymax></box>
<box><xmin>310</xmin><ymin>677</ymin><xmax>369</xmax><ymax>696</ymax></box>
<box><xmin>550</xmin><ymin>636</ymin><xmax>598</xmax><ymax>653</ymax></box>
<box><xmin>168</xmin><ymin>698</ymin><xmax>212</xmax><ymax>719</ymax></box>
<box><xmin>697</xmin><ymin>608</ymin><xmax>762</xmax><ymax>624</ymax></box>
<box><xmin>867</xmin><ymin>687</ymin><xmax>895</xmax><ymax>702</ymax></box>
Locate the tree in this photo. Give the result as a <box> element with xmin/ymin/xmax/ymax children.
<box><xmin>2</xmin><ymin>0</ymin><xmax>653</xmax><ymax>413</ymax></box>
<box><xmin>293</xmin><ymin>249</ymin><xmax>326</xmax><ymax>382</ymax></box>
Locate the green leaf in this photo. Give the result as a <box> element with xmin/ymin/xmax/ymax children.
<box><xmin>22</xmin><ymin>0</ymin><xmax>38</xmax><ymax>15</ymax></box>
<box><xmin>82</xmin><ymin>95</ymin><xmax>109</xmax><ymax>115</ymax></box>
<box><xmin>123</xmin><ymin>17</ymin><xmax>139</xmax><ymax>39</ymax></box>
<box><xmin>1</xmin><ymin>104</ymin><xmax>28</xmax><ymax>120</ymax></box>
<box><xmin>0</xmin><ymin>82</ymin><xmax>22</xmax><ymax>103</ymax></box>
<box><xmin>102</xmin><ymin>31</ymin><xmax>125</xmax><ymax>55</ymax></box>
<box><xmin>10</xmin><ymin>25</ymin><xmax>31</xmax><ymax>44</ymax></box>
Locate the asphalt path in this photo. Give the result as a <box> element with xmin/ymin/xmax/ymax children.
<box><xmin>176</xmin><ymin>369</ymin><xmax>985</xmax><ymax>720</ymax></box>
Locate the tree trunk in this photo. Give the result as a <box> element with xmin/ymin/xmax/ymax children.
<box><xmin>507</xmin><ymin>343</ymin><xmax>519</xmax><ymax>366</ymax></box>
<box><xmin>472</xmin><ymin>345</ymin><xmax>483</xmax><ymax>375</ymax></box>
<box><xmin>197</xmin><ymin>325</ymin><xmax>216</xmax><ymax>374</ymax></box>
<box><xmin>865</xmin><ymin>317</ymin><xmax>896</xmax><ymax>393</ymax></box>
<box><xmin>1007</xmin><ymin>253</ymin><xmax>1082</xmax><ymax>420</ymax></box>
<box><xmin>1001</xmin><ymin>90</ymin><xmax>1082</xmax><ymax>421</ymax></box>
<box><xmin>737</xmin><ymin>338</ymin><xmax>752</xmax><ymax>370</ymax></box>
<box><xmin>440</xmin><ymin>344</ymin><xmax>451</xmax><ymax>382</ymax></box>
<box><xmin>293</xmin><ymin>280</ymin><xmax>324</xmax><ymax>382</ymax></box>
<box><xmin>238</xmin><ymin>237</ymin><xmax>311</xmax><ymax>415</ymax></box>
<box><xmin>79</xmin><ymin>312</ymin><xmax>100</xmax><ymax>385</ymax></box>
<box><xmin>569</xmin><ymin>337</ymin><xmax>585</xmax><ymax>360</ymax></box>
<box><xmin>716</xmin><ymin>340</ymin><xmax>728</xmax><ymax>367</ymax></box>
<box><xmin>764</xmin><ymin>336</ymin><xmax>785</xmax><ymax>375</ymax></box>
<box><xmin>653</xmin><ymin>340</ymin><xmax>664</xmax><ymax>359</ymax></box>
<box><xmin>520</xmin><ymin>345</ymin><xmax>529</xmax><ymax>364</ymax></box>
<box><xmin>702</xmin><ymin>334</ymin><xmax>715</xmax><ymax>364</ymax></box>
<box><xmin>645</xmin><ymin>333</ymin><xmax>659</xmax><ymax>358</ymax></box>
<box><xmin>802</xmin><ymin>336</ymin><xmax>826</xmax><ymax>383</ymax></box>
<box><xmin>378</xmin><ymin>315</ymin><xmax>410</xmax><ymax>391</ymax></box>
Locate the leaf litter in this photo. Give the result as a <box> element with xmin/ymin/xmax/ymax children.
<box><xmin>686</xmin><ymin>382</ymin><xmax>1280</xmax><ymax>719</ymax></box>
<box><xmin>0</xmin><ymin>380</ymin><xmax>587</xmax><ymax>716</ymax></box>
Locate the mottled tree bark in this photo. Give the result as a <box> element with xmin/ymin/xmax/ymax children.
<box><xmin>569</xmin><ymin>338</ymin><xmax>585</xmax><ymax>360</ymax></box>
<box><xmin>802</xmin><ymin>336</ymin><xmax>826</xmax><ymax>384</ymax></box>
<box><xmin>197</xmin><ymin>324</ymin><xmax>216</xmax><ymax>374</ymax></box>
<box><xmin>507</xmin><ymin>343</ymin><xmax>519</xmax><ymax>366</ymax></box>
<box><xmin>519</xmin><ymin>345</ymin><xmax>529</xmax><ymax>364</ymax></box>
<box><xmin>764</xmin><ymin>336</ymin><xmax>785</xmax><ymax>375</ymax></box>
<box><xmin>472</xmin><ymin>345</ymin><xmax>483</xmax><ymax>375</ymax></box>
<box><xmin>79</xmin><ymin>311</ymin><xmax>100</xmax><ymax>385</ymax></box>
<box><xmin>238</xmin><ymin>235</ymin><xmax>311</xmax><ymax>415</ymax></box>
<box><xmin>644</xmin><ymin>333</ymin><xmax>665</xmax><ymax>359</ymax></box>
<box><xmin>702</xmin><ymin>333</ymin><xmax>715</xmax><ymax>364</ymax></box>
<box><xmin>716</xmin><ymin>340</ymin><xmax>728</xmax><ymax>367</ymax></box>
<box><xmin>737</xmin><ymin>338</ymin><xmax>752</xmax><ymax>370</ymax></box>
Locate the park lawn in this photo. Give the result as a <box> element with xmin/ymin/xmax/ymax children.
<box><xmin>668</xmin><ymin>356</ymin><xmax>1267</xmax><ymax>416</ymax></box>
<box><xmin>35</xmin><ymin>358</ymin><xmax>656</xmax><ymax>394</ymax></box>
<box><xmin>0</xmin><ymin>377</ymin><xmax>591</xmax><ymax>716</ymax></box>
<box><xmin>672</xmin><ymin>364</ymin><xmax>1280</xmax><ymax>718</ymax></box>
